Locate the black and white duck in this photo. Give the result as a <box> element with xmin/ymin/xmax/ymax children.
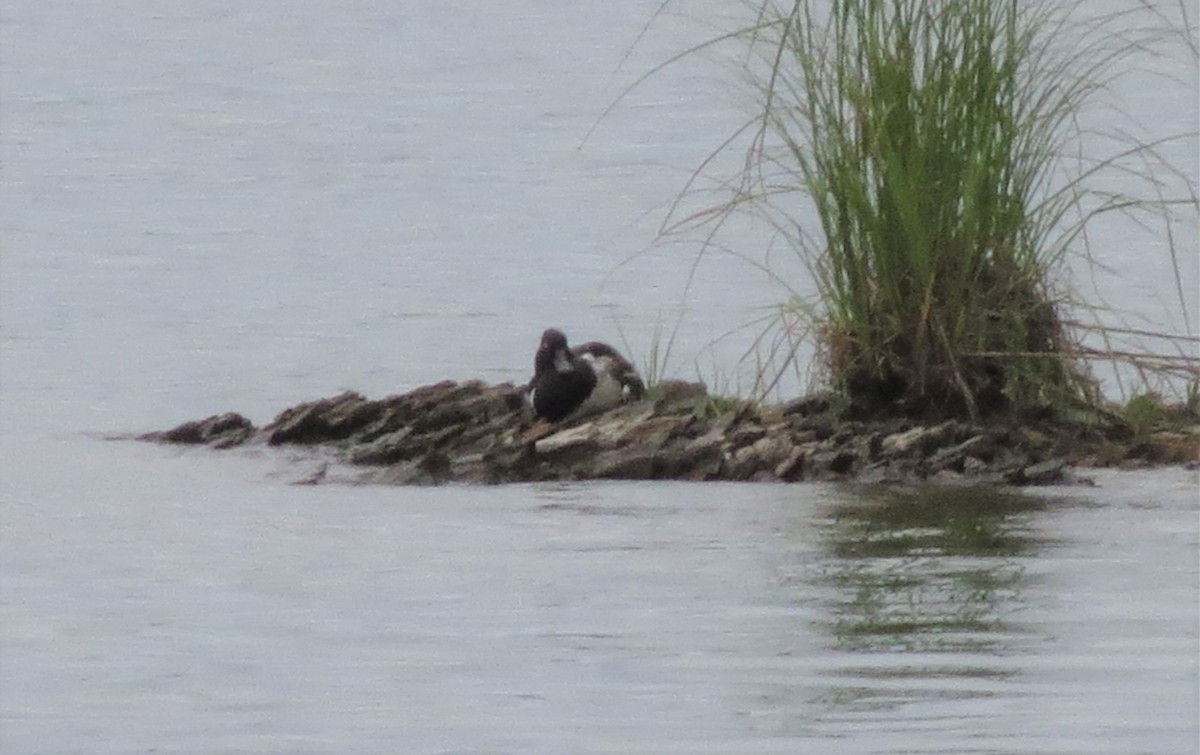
<box><xmin>528</xmin><ymin>328</ymin><xmax>645</xmax><ymax>422</ymax></box>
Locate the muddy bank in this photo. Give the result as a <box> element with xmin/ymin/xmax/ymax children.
<box><xmin>139</xmin><ymin>379</ymin><xmax>1199</xmax><ymax>486</ymax></box>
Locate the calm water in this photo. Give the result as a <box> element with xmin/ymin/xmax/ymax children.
<box><xmin>2</xmin><ymin>1</ymin><xmax>1197</xmax><ymax>752</ymax></box>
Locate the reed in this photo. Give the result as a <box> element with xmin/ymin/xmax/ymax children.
<box><xmin>748</xmin><ymin>0</ymin><xmax>1118</xmax><ymax>418</ymax></box>
<box><xmin>618</xmin><ymin>0</ymin><xmax>1196</xmax><ymax>417</ymax></box>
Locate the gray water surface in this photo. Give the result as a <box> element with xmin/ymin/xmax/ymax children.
<box><xmin>2</xmin><ymin>0</ymin><xmax>1197</xmax><ymax>752</ymax></box>
<box><xmin>3</xmin><ymin>437</ymin><xmax>1196</xmax><ymax>753</ymax></box>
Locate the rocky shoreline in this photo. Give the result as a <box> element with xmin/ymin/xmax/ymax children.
<box><xmin>139</xmin><ymin>379</ymin><xmax>1199</xmax><ymax>486</ymax></box>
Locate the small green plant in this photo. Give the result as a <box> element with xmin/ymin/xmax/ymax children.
<box><xmin>611</xmin><ymin>309</ymin><xmax>682</xmax><ymax>393</ymax></box>
<box><xmin>1122</xmin><ymin>392</ymin><xmax>1168</xmax><ymax>435</ymax></box>
<box><xmin>698</xmin><ymin>393</ymin><xmax>744</xmax><ymax>418</ymax></box>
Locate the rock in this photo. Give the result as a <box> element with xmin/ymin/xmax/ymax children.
<box><xmin>880</xmin><ymin>425</ymin><xmax>927</xmax><ymax>456</ymax></box>
<box><xmin>926</xmin><ymin>433</ymin><xmax>995</xmax><ymax>475</ymax></box>
<box><xmin>592</xmin><ymin>448</ymin><xmax>660</xmax><ymax>480</ymax></box>
<box><xmin>931</xmin><ymin>468</ymin><xmax>966</xmax><ymax>484</ymax></box>
<box><xmin>866</xmin><ymin>432</ymin><xmax>886</xmax><ymax>461</ymax></box>
<box><xmin>828</xmin><ymin>450</ymin><xmax>859</xmax><ymax>476</ymax></box>
<box><xmin>139</xmin><ymin>378</ymin><xmax>1177</xmax><ymax>487</ymax></box>
<box><xmin>881</xmin><ymin>422</ymin><xmax>961</xmax><ymax>457</ymax></box>
<box><xmin>857</xmin><ymin>462</ymin><xmax>902</xmax><ymax>485</ymax></box>
<box><xmin>415</xmin><ymin>450</ymin><xmax>453</xmax><ymax>484</ymax></box>
<box><xmin>962</xmin><ymin>455</ymin><xmax>991</xmax><ymax>476</ymax></box>
<box><xmin>140</xmin><ymin>412</ymin><xmax>254</xmax><ymax>448</ymax></box>
<box><xmin>266</xmin><ymin>391</ymin><xmax>375</xmax><ymax>445</ymax></box>
<box><xmin>806</xmin><ymin>448</ymin><xmax>860</xmax><ymax>479</ymax></box>
<box><xmin>781</xmin><ymin>391</ymin><xmax>840</xmax><ymax>418</ymax></box>
<box><xmin>668</xmin><ymin>440</ymin><xmax>725</xmax><ymax>480</ymax></box>
<box><xmin>534</xmin><ymin>423</ymin><xmax>602</xmax><ymax>459</ymax></box>
<box><xmin>793</xmin><ymin>415</ymin><xmax>837</xmax><ymax>441</ymax></box>
<box><xmin>654</xmin><ymin>380</ymin><xmax>708</xmax><ymax>405</ymax></box>
<box><xmin>347</xmin><ymin>427</ymin><xmax>417</xmax><ymax>465</ymax></box>
<box><xmin>726</xmin><ymin>435</ymin><xmax>793</xmax><ymax>481</ymax></box>
<box><xmin>775</xmin><ymin>447</ymin><xmax>807</xmax><ymax>482</ymax></box>
<box><xmin>1008</xmin><ymin>458</ymin><xmax>1068</xmax><ymax>486</ymax></box>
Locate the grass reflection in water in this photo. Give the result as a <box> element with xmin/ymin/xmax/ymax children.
<box><xmin>819</xmin><ymin>485</ymin><xmax>1056</xmax><ymax>654</ymax></box>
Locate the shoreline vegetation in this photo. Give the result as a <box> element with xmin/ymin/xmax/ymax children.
<box><xmin>140</xmin><ymin>1</ymin><xmax>1199</xmax><ymax>485</ymax></box>
<box><xmin>634</xmin><ymin>0</ymin><xmax>1197</xmax><ymax>419</ymax></box>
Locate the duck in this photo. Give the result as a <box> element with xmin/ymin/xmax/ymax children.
<box><xmin>528</xmin><ymin>328</ymin><xmax>645</xmax><ymax>422</ymax></box>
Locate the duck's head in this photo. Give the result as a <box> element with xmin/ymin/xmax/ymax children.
<box><xmin>535</xmin><ymin>328</ymin><xmax>572</xmax><ymax>374</ymax></box>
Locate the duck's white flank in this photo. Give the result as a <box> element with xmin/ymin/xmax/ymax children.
<box><xmin>572</xmin><ymin>354</ymin><xmax>625</xmax><ymax>417</ymax></box>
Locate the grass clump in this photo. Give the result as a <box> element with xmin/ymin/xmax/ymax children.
<box><xmin>1119</xmin><ymin>387</ymin><xmax>1200</xmax><ymax>436</ymax></box>
<box><xmin>612</xmin><ymin>0</ymin><xmax>1195</xmax><ymax>419</ymax></box>
<box><xmin>751</xmin><ymin>0</ymin><xmax>1108</xmax><ymax>419</ymax></box>
<box><xmin>1122</xmin><ymin>392</ymin><xmax>1170</xmax><ymax>435</ymax></box>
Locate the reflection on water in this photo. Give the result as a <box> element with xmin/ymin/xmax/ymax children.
<box><xmin>779</xmin><ymin>485</ymin><xmax>1063</xmax><ymax>726</ymax></box>
<box><xmin>1</xmin><ymin>440</ymin><xmax>1195</xmax><ymax>753</ymax></box>
<box><xmin>820</xmin><ymin>485</ymin><xmax>1049</xmax><ymax>654</ymax></box>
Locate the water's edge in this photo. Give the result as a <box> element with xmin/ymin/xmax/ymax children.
<box><xmin>136</xmin><ymin>379</ymin><xmax>1199</xmax><ymax>487</ymax></box>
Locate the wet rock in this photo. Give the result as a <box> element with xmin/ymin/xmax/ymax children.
<box><xmin>415</xmin><ymin>450</ymin><xmax>453</xmax><ymax>485</ymax></box>
<box><xmin>880</xmin><ymin>425</ymin><xmax>928</xmax><ymax>456</ymax></box>
<box><xmin>857</xmin><ymin>462</ymin><xmax>911</xmax><ymax>485</ymax></box>
<box><xmin>591</xmin><ymin>448</ymin><xmax>660</xmax><ymax>480</ymax></box>
<box><xmin>931</xmin><ymin>468</ymin><xmax>967</xmax><ymax>485</ymax></box>
<box><xmin>534</xmin><ymin>424</ymin><xmax>604</xmax><ymax>463</ymax></box>
<box><xmin>137</xmin><ymin>377</ymin><xmax>1193</xmax><ymax>487</ymax></box>
<box><xmin>670</xmin><ymin>440</ymin><xmax>725</xmax><ymax>480</ymax></box>
<box><xmin>881</xmin><ymin>422</ymin><xmax>960</xmax><ymax>457</ymax></box>
<box><xmin>348</xmin><ymin>427</ymin><xmax>418</xmax><ymax>465</ymax></box>
<box><xmin>781</xmin><ymin>391</ymin><xmax>840</xmax><ymax>418</ymax></box>
<box><xmin>928</xmin><ymin>434</ymin><xmax>992</xmax><ymax>474</ymax></box>
<box><xmin>266</xmin><ymin>391</ymin><xmax>376</xmax><ymax>445</ymax></box>
<box><xmin>726</xmin><ymin>435</ymin><xmax>793</xmax><ymax>481</ymax></box>
<box><xmin>774</xmin><ymin>447</ymin><xmax>807</xmax><ymax>482</ymax></box>
<box><xmin>1007</xmin><ymin>458</ymin><xmax>1068</xmax><ymax>486</ymax></box>
<box><xmin>140</xmin><ymin>412</ymin><xmax>254</xmax><ymax>448</ymax></box>
<box><xmin>793</xmin><ymin>415</ymin><xmax>837</xmax><ymax>441</ymax></box>
<box><xmin>654</xmin><ymin>380</ymin><xmax>709</xmax><ymax>405</ymax></box>
<box><xmin>962</xmin><ymin>455</ymin><xmax>992</xmax><ymax>476</ymax></box>
<box><xmin>824</xmin><ymin>449</ymin><xmax>860</xmax><ymax>477</ymax></box>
